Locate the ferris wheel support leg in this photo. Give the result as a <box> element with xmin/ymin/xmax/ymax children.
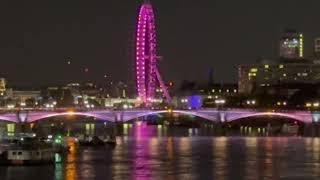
<box><xmin>155</xmin><ymin>67</ymin><xmax>172</xmax><ymax>103</ymax></box>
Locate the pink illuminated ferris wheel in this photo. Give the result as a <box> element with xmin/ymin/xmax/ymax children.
<box><xmin>135</xmin><ymin>1</ymin><xmax>171</xmax><ymax>105</ymax></box>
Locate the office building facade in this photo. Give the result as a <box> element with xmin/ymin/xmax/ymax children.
<box><xmin>279</xmin><ymin>30</ymin><xmax>304</xmax><ymax>59</ymax></box>
<box><xmin>238</xmin><ymin>60</ymin><xmax>320</xmax><ymax>94</ymax></box>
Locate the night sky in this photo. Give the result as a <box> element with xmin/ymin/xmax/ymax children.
<box><xmin>1</xmin><ymin>0</ymin><xmax>320</xmax><ymax>87</ymax></box>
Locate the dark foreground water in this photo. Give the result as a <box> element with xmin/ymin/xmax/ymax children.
<box><xmin>1</xmin><ymin>125</ymin><xmax>320</xmax><ymax>180</ymax></box>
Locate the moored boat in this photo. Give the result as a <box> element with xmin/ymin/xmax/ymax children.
<box><xmin>79</xmin><ymin>136</ymin><xmax>105</xmax><ymax>147</ymax></box>
<box><xmin>78</xmin><ymin>135</ymin><xmax>117</xmax><ymax>147</ymax></box>
<box><xmin>0</xmin><ymin>136</ymin><xmax>55</xmax><ymax>165</ymax></box>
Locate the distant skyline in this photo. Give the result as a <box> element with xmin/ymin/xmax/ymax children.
<box><xmin>1</xmin><ymin>0</ymin><xmax>320</xmax><ymax>87</ymax></box>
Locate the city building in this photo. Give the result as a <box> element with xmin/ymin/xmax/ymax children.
<box><xmin>279</xmin><ymin>30</ymin><xmax>304</xmax><ymax>59</ymax></box>
<box><xmin>104</xmin><ymin>98</ymin><xmax>137</xmax><ymax>108</ymax></box>
<box><xmin>238</xmin><ymin>31</ymin><xmax>320</xmax><ymax>95</ymax></box>
<box><xmin>207</xmin><ymin>83</ymin><xmax>238</xmax><ymax>96</ymax></box>
<box><xmin>6</xmin><ymin>89</ymin><xmax>41</xmax><ymax>107</ymax></box>
<box><xmin>113</xmin><ymin>81</ymin><xmax>128</xmax><ymax>98</ymax></box>
<box><xmin>0</xmin><ymin>78</ymin><xmax>6</xmax><ymax>96</ymax></box>
<box><xmin>238</xmin><ymin>59</ymin><xmax>320</xmax><ymax>94</ymax></box>
<box><xmin>315</xmin><ymin>37</ymin><xmax>320</xmax><ymax>57</ymax></box>
<box><xmin>175</xmin><ymin>83</ymin><xmax>238</xmax><ymax>108</ymax></box>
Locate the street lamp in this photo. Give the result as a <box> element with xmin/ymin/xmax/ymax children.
<box><xmin>215</xmin><ymin>99</ymin><xmax>226</xmax><ymax>109</ymax></box>
<box><xmin>305</xmin><ymin>102</ymin><xmax>320</xmax><ymax>109</ymax></box>
<box><xmin>246</xmin><ymin>100</ymin><xmax>256</xmax><ymax>106</ymax></box>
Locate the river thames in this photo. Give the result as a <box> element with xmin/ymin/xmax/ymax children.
<box><xmin>1</xmin><ymin>125</ymin><xmax>320</xmax><ymax>180</ymax></box>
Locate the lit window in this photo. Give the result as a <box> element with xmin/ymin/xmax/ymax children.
<box><xmin>279</xmin><ymin>64</ymin><xmax>284</xmax><ymax>69</ymax></box>
<box><xmin>250</xmin><ymin>68</ymin><xmax>258</xmax><ymax>73</ymax></box>
<box><xmin>264</xmin><ymin>65</ymin><xmax>269</xmax><ymax>69</ymax></box>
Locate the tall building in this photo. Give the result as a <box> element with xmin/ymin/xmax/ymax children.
<box><xmin>0</xmin><ymin>78</ymin><xmax>6</xmax><ymax>96</ymax></box>
<box><xmin>280</xmin><ymin>30</ymin><xmax>304</xmax><ymax>59</ymax></box>
<box><xmin>208</xmin><ymin>68</ymin><xmax>214</xmax><ymax>85</ymax></box>
<box><xmin>315</xmin><ymin>37</ymin><xmax>320</xmax><ymax>57</ymax></box>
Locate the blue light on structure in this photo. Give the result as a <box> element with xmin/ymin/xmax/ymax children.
<box><xmin>312</xmin><ymin>113</ymin><xmax>320</xmax><ymax>123</ymax></box>
<box><xmin>188</xmin><ymin>95</ymin><xmax>202</xmax><ymax>109</ymax></box>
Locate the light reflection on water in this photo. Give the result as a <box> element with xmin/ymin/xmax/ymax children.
<box><xmin>262</xmin><ymin>138</ymin><xmax>274</xmax><ymax>179</ymax></box>
<box><xmin>244</xmin><ymin>137</ymin><xmax>258</xmax><ymax>180</ymax></box>
<box><xmin>312</xmin><ymin>138</ymin><xmax>320</xmax><ymax>177</ymax></box>
<box><xmin>1</xmin><ymin>126</ymin><xmax>320</xmax><ymax>180</ymax></box>
<box><xmin>213</xmin><ymin>137</ymin><xmax>227</xmax><ymax>180</ymax></box>
<box><xmin>65</xmin><ymin>140</ymin><xmax>77</xmax><ymax>180</ymax></box>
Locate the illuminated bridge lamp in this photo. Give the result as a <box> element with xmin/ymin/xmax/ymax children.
<box><xmin>67</xmin><ymin>110</ymin><xmax>75</xmax><ymax>116</ymax></box>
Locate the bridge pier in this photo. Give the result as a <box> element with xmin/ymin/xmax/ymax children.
<box><xmin>219</xmin><ymin>112</ymin><xmax>226</xmax><ymax>123</ymax></box>
<box><xmin>113</xmin><ymin>112</ymin><xmax>124</xmax><ymax>136</ymax></box>
<box><xmin>10</xmin><ymin>111</ymin><xmax>28</xmax><ymax>135</ymax></box>
<box><xmin>115</xmin><ymin>112</ymin><xmax>124</xmax><ymax>123</ymax></box>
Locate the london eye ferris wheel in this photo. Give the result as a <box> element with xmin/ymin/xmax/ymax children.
<box><xmin>135</xmin><ymin>1</ymin><xmax>171</xmax><ymax>105</ymax></box>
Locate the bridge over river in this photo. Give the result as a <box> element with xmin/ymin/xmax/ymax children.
<box><xmin>0</xmin><ymin>108</ymin><xmax>319</xmax><ymax>124</ymax></box>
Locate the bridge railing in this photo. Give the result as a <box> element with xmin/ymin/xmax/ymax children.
<box><xmin>0</xmin><ymin>107</ymin><xmax>313</xmax><ymax>115</ymax></box>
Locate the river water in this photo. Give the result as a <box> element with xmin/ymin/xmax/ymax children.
<box><xmin>1</xmin><ymin>125</ymin><xmax>320</xmax><ymax>180</ymax></box>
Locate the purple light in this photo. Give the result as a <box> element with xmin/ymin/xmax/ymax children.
<box><xmin>135</xmin><ymin>1</ymin><xmax>167</xmax><ymax>106</ymax></box>
<box><xmin>26</xmin><ymin>112</ymin><xmax>114</xmax><ymax>123</ymax></box>
<box><xmin>0</xmin><ymin>109</ymin><xmax>314</xmax><ymax>124</ymax></box>
<box><xmin>228</xmin><ymin>112</ymin><xmax>312</xmax><ymax>123</ymax></box>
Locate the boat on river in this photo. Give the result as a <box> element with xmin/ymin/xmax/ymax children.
<box><xmin>78</xmin><ymin>135</ymin><xmax>116</xmax><ymax>147</ymax></box>
<box><xmin>0</xmin><ymin>135</ymin><xmax>55</xmax><ymax>165</ymax></box>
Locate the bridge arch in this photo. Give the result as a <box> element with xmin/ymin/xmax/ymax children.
<box><xmin>0</xmin><ymin>115</ymin><xmax>18</xmax><ymax>123</ymax></box>
<box><xmin>227</xmin><ymin>112</ymin><xmax>312</xmax><ymax>124</ymax></box>
<box><xmin>27</xmin><ymin>112</ymin><xmax>115</xmax><ymax>123</ymax></box>
<box><xmin>123</xmin><ymin>110</ymin><xmax>217</xmax><ymax>122</ymax></box>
